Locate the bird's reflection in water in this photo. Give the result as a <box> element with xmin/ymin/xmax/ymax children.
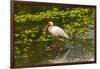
<box><xmin>45</xmin><ymin>38</ymin><xmax>71</xmax><ymax>63</ymax></box>
<box><xmin>44</xmin><ymin>38</ymin><xmax>94</xmax><ymax>63</ymax></box>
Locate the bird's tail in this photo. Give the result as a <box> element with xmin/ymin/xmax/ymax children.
<box><xmin>65</xmin><ymin>34</ymin><xmax>69</xmax><ymax>39</ymax></box>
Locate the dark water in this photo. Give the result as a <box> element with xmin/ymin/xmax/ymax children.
<box><xmin>15</xmin><ymin>37</ymin><xmax>95</xmax><ymax>66</ymax></box>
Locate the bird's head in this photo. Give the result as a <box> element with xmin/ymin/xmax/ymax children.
<box><xmin>43</xmin><ymin>21</ymin><xmax>54</xmax><ymax>32</ymax></box>
<box><xmin>48</xmin><ymin>21</ymin><xmax>54</xmax><ymax>26</ymax></box>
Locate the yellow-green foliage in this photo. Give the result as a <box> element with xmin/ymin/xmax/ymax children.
<box><xmin>15</xmin><ymin>4</ymin><xmax>95</xmax><ymax>65</ymax></box>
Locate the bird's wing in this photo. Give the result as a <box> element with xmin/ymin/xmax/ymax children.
<box><xmin>50</xmin><ymin>26</ymin><xmax>69</xmax><ymax>38</ymax></box>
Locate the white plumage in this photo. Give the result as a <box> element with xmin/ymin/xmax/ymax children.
<box><xmin>47</xmin><ymin>21</ymin><xmax>69</xmax><ymax>39</ymax></box>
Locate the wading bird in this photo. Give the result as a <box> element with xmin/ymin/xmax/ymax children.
<box><xmin>44</xmin><ymin>21</ymin><xmax>69</xmax><ymax>39</ymax></box>
<box><xmin>44</xmin><ymin>21</ymin><xmax>70</xmax><ymax>60</ymax></box>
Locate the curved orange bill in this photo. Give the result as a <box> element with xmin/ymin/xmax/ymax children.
<box><xmin>43</xmin><ymin>23</ymin><xmax>49</xmax><ymax>32</ymax></box>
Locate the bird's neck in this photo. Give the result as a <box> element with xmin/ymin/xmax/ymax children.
<box><xmin>48</xmin><ymin>26</ymin><xmax>54</xmax><ymax>32</ymax></box>
<box><xmin>49</xmin><ymin>25</ymin><xmax>53</xmax><ymax>29</ymax></box>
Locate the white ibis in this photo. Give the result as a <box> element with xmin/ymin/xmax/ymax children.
<box><xmin>44</xmin><ymin>21</ymin><xmax>69</xmax><ymax>49</ymax></box>
<box><xmin>44</xmin><ymin>21</ymin><xmax>70</xmax><ymax>59</ymax></box>
<box><xmin>44</xmin><ymin>21</ymin><xmax>69</xmax><ymax>39</ymax></box>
